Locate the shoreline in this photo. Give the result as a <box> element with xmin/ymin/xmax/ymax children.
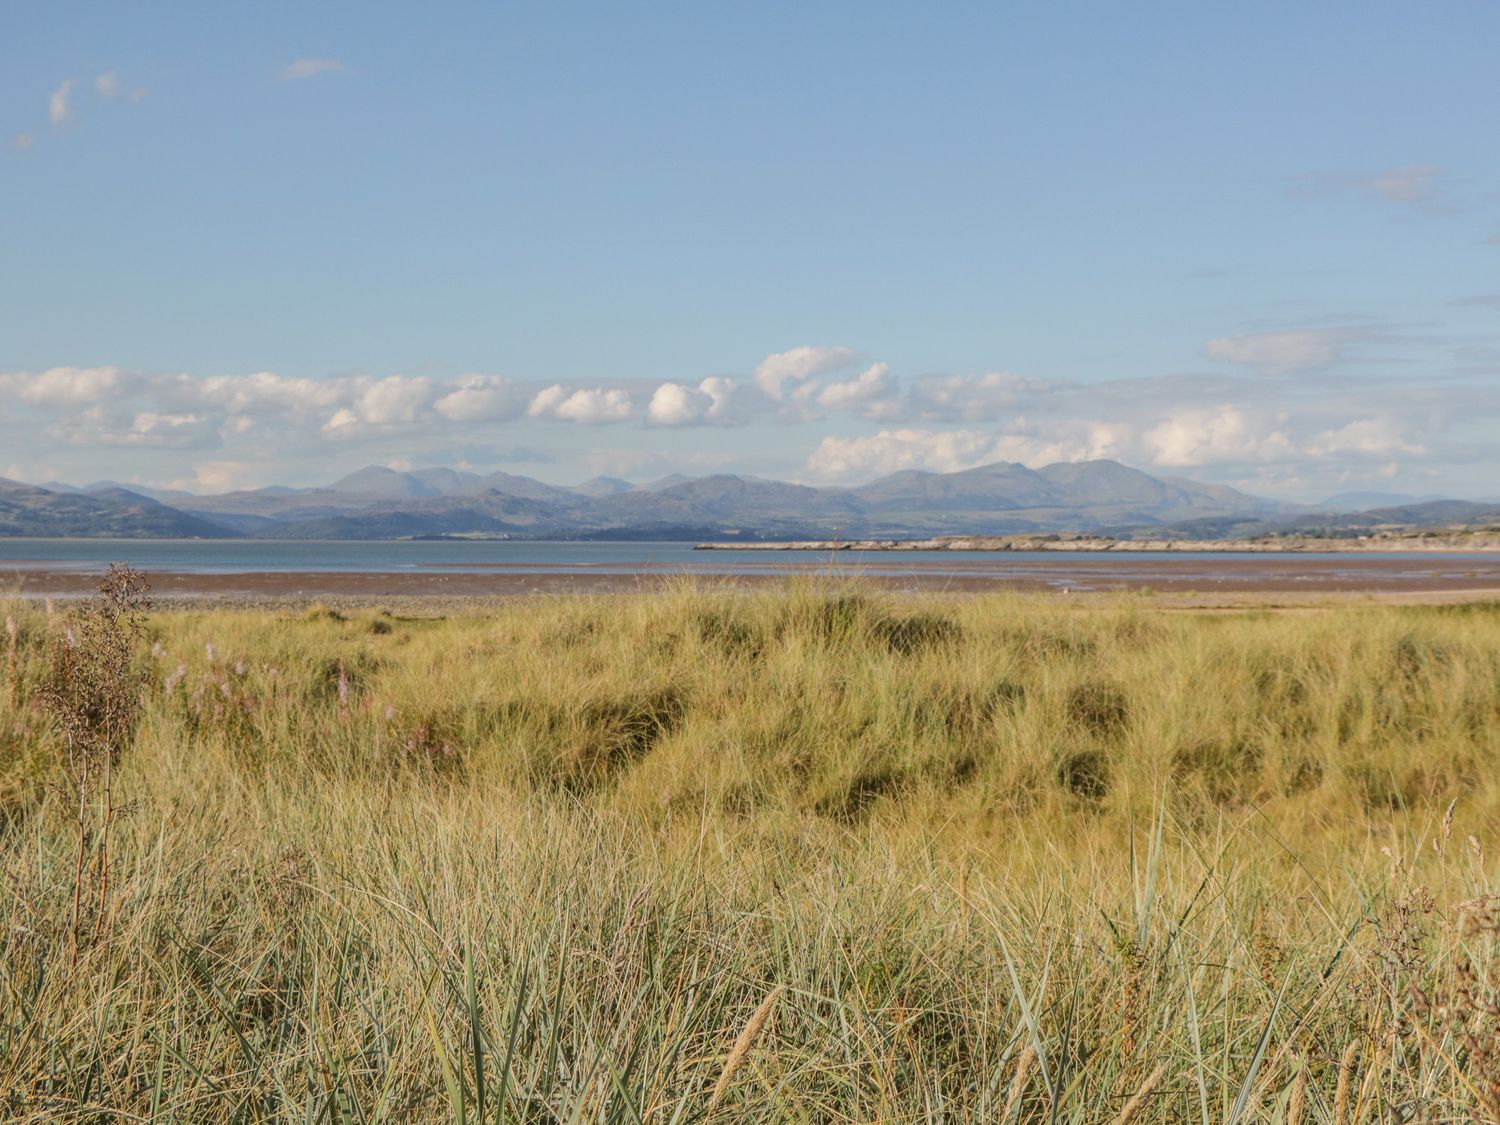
<box><xmin>694</xmin><ymin>533</ymin><xmax>1500</xmax><ymax>553</ymax></box>
<box><xmin>5</xmin><ymin>555</ymin><xmax>1500</xmax><ymax>606</ymax></box>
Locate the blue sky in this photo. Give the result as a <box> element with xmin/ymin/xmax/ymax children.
<box><xmin>4</xmin><ymin>1</ymin><xmax>1499</xmax><ymax>498</ymax></box>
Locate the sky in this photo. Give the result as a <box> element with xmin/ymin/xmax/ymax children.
<box><xmin>3</xmin><ymin>1</ymin><xmax>1499</xmax><ymax>499</ymax></box>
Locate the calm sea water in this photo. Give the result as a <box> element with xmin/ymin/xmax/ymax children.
<box><xmin>0</xmin><ymin>538</ymin><xmax>1493</xmax><ymax>582</ymax></box>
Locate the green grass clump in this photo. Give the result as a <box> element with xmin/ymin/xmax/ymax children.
<box><xmin>1</xmin><ymin>580</ymin><xmax>1499</xmax><ymax>1121</ymax></box>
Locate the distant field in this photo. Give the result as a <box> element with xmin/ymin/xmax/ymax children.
<box><xmin>2</xmin><ymin>579</ymin><xmax>1499</xmax><ymax>1121</ymax></box>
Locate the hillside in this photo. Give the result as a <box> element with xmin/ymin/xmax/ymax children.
<box><xmin>0</xmin><ymin>479</ymin><xmax>236</xmax><ymax>539</ymax></box>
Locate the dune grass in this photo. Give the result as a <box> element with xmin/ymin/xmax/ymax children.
<box><xmin>2</xmin><ymin>578</ymin><xmax>1499</xmax><ymax>1121</ymax></box>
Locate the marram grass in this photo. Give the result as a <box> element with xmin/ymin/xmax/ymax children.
<box><xmin>2</xmin><ymin>580</ymin><xmax>1499</xmax><ymax>1122</ymax></box>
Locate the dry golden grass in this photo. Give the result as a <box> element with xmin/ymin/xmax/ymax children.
<box><xmin>0</xmin><ymin>577</ymin><xmax>1498</xmax><ymax>1121</ymax></box>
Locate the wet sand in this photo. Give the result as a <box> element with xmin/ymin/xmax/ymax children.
<box><xmin>5</xmin><ymin>553</ymin><xmax>1500</xmax><ymax>606</ymax></box>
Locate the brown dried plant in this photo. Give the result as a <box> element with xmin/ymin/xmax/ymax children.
<box><xmin>1411</xmin><ymin>896</ymin><xmax>1500</xmax><ymax>1122</ymax></box>
<box><xmin>37</xmin><ymin>564</ymin><xmax>152</xmax><ymax>963</ymax></box>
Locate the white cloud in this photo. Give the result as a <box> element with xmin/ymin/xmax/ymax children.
<box><xmin>192</xmin><ymin>371</ymin><xmax>344</xmax><ymax>418</ymax></box>
<box><xmin>816</xmin><ymin>362</ymin><xmax>896</xmax><ymax>411</ymax></box>
<box><xmin>527</xmin><ymin>385</ymin><xmax>634</xmax><ymax>425</ymax></box>
<box><xmin>646</xmin><ymin>376</ymin><xmax>741</xmax><ymax>425</ymax></box>
<box><xmin>804</xmin><ymin>428</ymin><xmax>999</xmax><ymax>481</ymax></box>
<box><xmin>1143</xmin><ymin>406</ymin><xmax>1294</xmax><ymax>467</ymax></box>
<box><xmin>989</xmin><ymin>420</ymin><xmax>1136</xmax><ymax>466</ymax></box>
<box><xmin>279</xmin><ymin>58</ymin><xmax>347</xmax><ymax>81</ymax></box>
<box><xmin>697</xmin><ymin>376</ymin><xmax>739</xmax><ymax>422</ymax></box>
<box><xmin>753</xmin><ymin>345</ymin><xmax>857</xmax><ymax>400</ymax></box>
<box><xmin>433</xmin><ymin>375</ymin><xmax>524</xmax><ymax>423</ymax></box>
<box><xmin>646</xmin><ymin>382</ymin><xmax>712</xmax><ymax>426</ymax></box>
<box><xmin>13</xmin><ymin>132</ymin><xmax>34</xmax><ymax>153</ymax></box>
<box><xmin>899</xmin><ymin>370</ymin><xmax>1046</xmax><ymax>421</ymax></box>
<box><xmin>59</xmin><ymin>407</ymin><xmax>220</xmax><ymax>451</ymax></box>
<box><xmin>49</xmin><ymin>78</ymin><xmax>75</xmax><ymax>126</ymax></box>
<box><xmin>115</xmin><ymin>412</ymin><xmax>216</xmax><ymax>448</ymax></box>
<box><xmin>316</xmin><ymin>375</ymin><xmax>435</xmax><ymax>435</ymax></box>
<box><xmin>1204</xmin><ymin>330</ymin><xmax>1347</xmax><ymax>374</ymax></box>
<box><xmin>95</xmin><ymin>71</ymin><xmax>119</xmax><ymax>99</ymax></box>
<box><xmin>8</xmin><ymin>365</ymin><xmax>128</xmax><ymax>406</ymax></box>
<box><xmin>0</xmin><ymin>337</ymin><xmax>1491</xmax><ymax>500</ymax></box>
<box><xmin>350</xmin><ymin>374</ymin><xmax>433</xmax><ymax>425</ymax></box>
<box><xmin>1306</xmin><ymin>418</ymin><xmax>1425</xmax><ymax>458</ymax></box>
<box><xmin>321</xmin><ymin>408</ymin><xmax>360</xmax><ymax>435</ymax></box>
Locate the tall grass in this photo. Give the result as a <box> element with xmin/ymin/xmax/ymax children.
<box><xmin>1</xmin><ymin>580</ymin><xmax>1498</xmax><ymax>1121</ymax></box>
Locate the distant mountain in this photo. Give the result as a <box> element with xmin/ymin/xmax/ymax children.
<box><xmin>327</xmin><ymin>466</ymin><xmax>449</xmax><ymax>498</ymax></box>
<box><xmin>248</xmin><ymin>490</ymin><xmax>561</xmax><ymax>540</ymax></box>
<box><xmin>325</xmin><ymin>465</ymin><xmax>578</xmax><ymax>505</ymax></box>
<box><xmin>1358</xmin><ymin>500</ymin><xmax>1500</xmax><ymax>526</ymax></box>
<box><xmin>86</xmin><ymin>480</ymin><xmax>198</xmax><ymax>502</ymax></box>
<box><xmin>1319</xmin><ymin>491</ymin><xmax>1449</xmax><ymax>512</ymax></box>
<box><xmin>0</xmin><ymin>479</ymin><xmax>234</xmax><ymax>538</ymax></box>
<box><xmin>852</xmin><ymin>462</ymin><xmax>1066</xmax><ymax>512</ymax></box>
<box><xmin>574</xmin><ymin>475</ymin><xmax>866</xmax><ymax>535</ymax></box>
<box><xmin>4</xmin><ymin>459</ymin><xmax>1490</xmax><ymax>540</ymax></box>
<box><xmin>41</xmin><ymin>479</ymin><xmax>196</xmax><ymax>502</ymax></box>
<box><xmin>573</xmin><ymin>476</ymin><xmax>634</xmax><ymax>499</ymax></box>
<box><xmin>639</xmin><ymin>473</ymin><xmax>695</xmax><ymax>492</ymax></box>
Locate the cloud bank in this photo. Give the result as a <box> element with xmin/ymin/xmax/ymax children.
<box><xmin>3</xmin><ymin>325</ymin><xmax>1491</xmax><ymax>499</ymax></box>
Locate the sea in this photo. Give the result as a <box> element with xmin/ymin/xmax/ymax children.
<box><xmin>0</xmin><ymin>538</ymin><xmax>1496</xmax><ymax>588</ymax></box>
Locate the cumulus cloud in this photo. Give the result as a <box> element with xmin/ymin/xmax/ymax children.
<box><xmin>527</xmin><ymin>384</ymin><xmax>634</xmax><ymax>425</ymax></box>
<box><xmin>6</xmin><ymin>365</ymin><xmax>130</xmax><ymax>406</ymax></box>
<box><xmin>753</xmin><ymin>345</ymin><xmax>857</xmax><ymax>400</ymax></box>
<box><xmin>1143</xmin><ymin>406</ymin><xmax>1294</xmax><ymax>467</ymax></box>
<box><xmin>48</xmin><ymin>78</ymin><xmax>74</xmax><ymax>126</ymax></box>
<box><xmin>433</xmin><ymin>375</ymin><xmax>524</xmax><ymax>423</ymax></box>
<box><xmin>349</xmin><ymin>374</ymin><xmax>433</xmax><ymax>425</ymax></box>
<box><xmin>643</xmin><ymin>377</ymin><xmax>741</xmax><ymax>427</ymax></box>
<box><xmin>13</xmin><ymin>132</ymin><xmax>33</xmax><ymax>153</ymax></box>
<box><xmin>320</xmin><ymin>375</ymin><xmax>435</xmax><ymax>435</ymax></box>
<box><xmin>646</xmin><ymin>382</ymin><xmax>711</xmax><ymax>426</ymax></box>
<box><xmin>1204</xmin><ymin>330</ymin><xmax>1349</xmax><ymax>375</ymax></box>
<box><xmin>989</xmin><ymin>421</ymin><xmax>1136</xmax><ymax>466</ymax></box>
<box><xmin>0</xmin><ymin>333</ymin><xmax>1491</xmax><ymax>500</ymax></box>
<box><xmin>190</xmin><ymin>371</ymin><xmax>343</xmax><ymax>418</ymax></box>
<box><xmin>815</xmin><ymin>363</ymin><xmax>896</xmax><ymax>411</ymax></box>
<box><xmin>279</xmin><ymin>58</ymin><xmax>347</xmax><ymax>81</ymax></box>
<box><xmin>899</xmin><ymin>371</ymin><xmax>1049</xmax><ymax>422</ymax></box>
<box><xmin>95</xmin><ymin>71</ymin><xmax>119</xmax><ymax>99</ymax></box>
<box><xmin>1306</xmin><ymin>418</ymin><xmax>1425</xmax><ymax>458</ymax></box>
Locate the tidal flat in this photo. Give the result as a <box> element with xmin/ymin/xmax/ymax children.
<box><xmin>2</xmin><ymin>579</ymin><xmax>1499</xmax><ymax>1121</ymax></box>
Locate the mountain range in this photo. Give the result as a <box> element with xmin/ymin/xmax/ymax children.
<box><xmin>2</xmin><ymin>461</ymin><xmax>1496</xmax><ymax>541</ymax></box>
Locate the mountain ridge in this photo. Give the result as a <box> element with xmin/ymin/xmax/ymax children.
<box><xmin>9</xmin><ymin>460</ymin><xmax>1492</xmax><ymax>541</ymax></box>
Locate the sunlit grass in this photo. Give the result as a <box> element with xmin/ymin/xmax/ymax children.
<box><xmin>1</xmin><ymin>581</ymin><xmax>1498</xmax><ymax>1121</ymax></box>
